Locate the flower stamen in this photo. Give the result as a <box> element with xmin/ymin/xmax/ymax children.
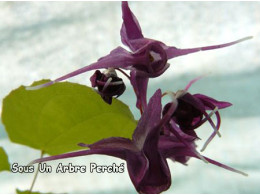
<box><xmin>190</xmin><ymin>106</ymin><xmax>219</xmax><ymax>129</ymax></box>
<box><xmin>96</xmin><ymin>80</ymin><xmax>124</xmax><ymax>86</ymax></box>
<box><xmin>102</xmin><ymin>77</ymin><xmax>113</xmax><ymax>93</ymax></box>
<box><xmin>203</xmin><ymin>108</ymin><xmax>221</xmax><ymax>137</ymax></box>
<box><xmin>200</xmin><ymin>107</ymin><xmax>224</xmax><ymax>152</ymax></box>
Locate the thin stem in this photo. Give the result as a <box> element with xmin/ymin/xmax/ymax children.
<box><xmin>115</xmin><ymin>68</ymin><xmax>131</xmax><ymax>80</ymax></box>
<box><xmin>29</xmin><ymin>151</ymin><xmax>44</xmax><ymax>192</ymax></box>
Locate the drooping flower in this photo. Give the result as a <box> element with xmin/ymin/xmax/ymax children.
<box><xmin>90</xmin><ymin>68</ymin><xmax>126</xmax><ymax>104</ymax></box>
<box><xmin>162</xmin><ymin>77</ymin><xmax>232</xmax><ymax>152</ymax></box>
<box><xmin>26</xmin><ymin>1</ymin><xmax>252</xmax><ymax>112</ymax></box>
<box><xmin>30</xmin><ymin>89</ymin><xmax>177</xmax><ymax>194</ymax></box>
<box><xmin>30</xmin><ymin>88</ymin><xmax>248</xmax><ymax>193</ymax></box>
<box><xmin>157</xmin><ymin>78</ymin><xmax>248</xmax><ymax>176</ymax></box>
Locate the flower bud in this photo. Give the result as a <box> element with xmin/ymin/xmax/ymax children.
<box><xmin>90</xmin><ymin>69</ymin><xmax>126</xmax><ymax>104</ymax></box>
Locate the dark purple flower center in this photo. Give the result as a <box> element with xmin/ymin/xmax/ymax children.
<box><xmin>173</xmin><ymin>98</ymin><xmax>203</xmax><ymax>129</ymax></box>
<box><xmin>90</xmin><ymin>69</ymin><xmax>126</xmax><ymax>104</ymax></box>
<box><xmin>133</xmin><ymin>42</ymin><xmax>169</xmax><ymax>78</ymax></box>
<box><xmin>162</xmin><ymin>97</ymin><xmax>203</xmax><ymax>135</ymax></box>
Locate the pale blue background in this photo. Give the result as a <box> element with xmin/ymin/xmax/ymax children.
<box><xmin>0</xmin><ymin>1</ymin><xmax>260</xmax><ymax>193</ymax></box>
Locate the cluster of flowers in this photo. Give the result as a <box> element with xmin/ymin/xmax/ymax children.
<box><xmin>30</xmin><ymin>2</ymin><xmax>250</xmax><ymax>193</ymax></box>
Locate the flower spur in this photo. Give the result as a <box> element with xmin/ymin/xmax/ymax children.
<box><xmin>26</xmin><ymin>2</ymin><xmax>252</xmax><ymax>112</ymax></box>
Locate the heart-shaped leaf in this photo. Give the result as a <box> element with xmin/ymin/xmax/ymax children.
<box><xmin>2</xmin><ymin>80</ymin><xmax>136</xmax><ymax>155</ymax></box>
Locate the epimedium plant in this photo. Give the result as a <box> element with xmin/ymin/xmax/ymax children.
<box><xmin>1</xmin><ymin>1</ymin><xmax>252</xmax><ymax>194</ymax></box>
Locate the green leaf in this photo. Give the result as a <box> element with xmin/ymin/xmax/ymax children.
<box><xmin>0</xmin><ymin>147</ymin><xmax>10</xmax><ymax>172</ymax></box>
<box><xmin>2</xmin><ymin>80</ymin><xmax>136</xmax><ymax>155</ymax></box>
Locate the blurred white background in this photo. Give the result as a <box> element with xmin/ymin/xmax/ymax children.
<box><xmin>0</xmin><ymin>1</ymin><xmax>260</xmax><ymax>193</ymax></box>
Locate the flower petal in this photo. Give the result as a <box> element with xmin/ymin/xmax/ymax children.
<box><xmin>26</xmin><ymin>47</ymin><xmax>146</xmax><ymax>90</ymax></box>
<box><xmin>133</xmin><ymin>90</ymin><xmax>178</xmax><ymax>193</ymax></box>
<box><xmin>179</xmin><ymin>93</ymin><xmax>205</xmax><ymax>113</ymax></box>
<box><xmin>132</xmin><ymin>89</ymin><xmax>162</xmax><ymax>149</ymax></box>
<box><xmin>162</xmin><ymin>146</ymin><xmax>248</xmax><ymax>176</ymax></box>
<box><xmin>121</xmin><ymin>1</ymin><xmax>144</xmax><ymax>51</ymax></box>
<box><xmin>165</xmin><ymin>36</ymin><xmax>252</xmax><ymax>59</ymax></box>
<box><xmin>130</xmin><ymin>71</ymin><xmax>148</xmax><ymax>111</ymax></box>
<box><xmin>137</xmin><ymin>151</ymin><xmax>171</xmax><ymax>194</ymax></box>
<box><xmin>122</xmin><ymin>88</ymin><xmax>172</xmax><ymax>193</ymax></box>
<box><xmin>132</xmin><ymin>41</ymin><xmax>169</xmax><ymax>78</ymax></box>
<box><xmin>30</xmin><ymin>138</ymin><xmax>136</xmax><ymax>165</ymax></box>
<box><xmin>159</xmin><ymin>135</ymin><xmax>192</xmax><ymax>165</ymax></box>
<box><xmin>168</xmin><ymin>120</ymin><xmax>208</xmax><ymax>163</ymax></box>
<box><xmin>79</xmin><ymin>137</ymin><xmax>150</xmax><ymax>188</ymax></box>
<box><xmin>194</xmin><ymin>93</ymin><xmax>232</xmax><ymax>109</ymax></box>
<box><xmin>29</xmin><ymin>148</ymin><xmax>125</xmax><ymax>165</ymax></box>
<box><xmin>81</xmin><ymin>137</ymin><xmax>137</xmax><ymax>152</ymax></box>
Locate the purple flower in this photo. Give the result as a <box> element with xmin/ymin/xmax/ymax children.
<box><xmin>27</xmin><ymin>2</ymin><xmax>252</xmax><ymax>112</ymax></box>
<box><xmin>30</xmin><ymin>89</ymin><xmax>177</xmax><ymax>194</ymax></box>
<box><xmin>157</xmin><ymin>78</ymin><xmax>247</xmax><ymax>176</ymax></box>
<box><xmin>120</xmin><ymin>1</ymin><xmax>251</xmax><ymax>111</ymax></box>
<box><xmin>30</xmin><ymin>87</ymin><xmax>247</xmax><ymax>193</ymax></box>
<box><xmin>90</xmin><ymin>69</ymin><xmax>126</xmax><ymax>104</ymax></box>
<box><xmin>160</xmin><ymin>77</ymin><xmax>234</xmax><ymax>156</ymax></box>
